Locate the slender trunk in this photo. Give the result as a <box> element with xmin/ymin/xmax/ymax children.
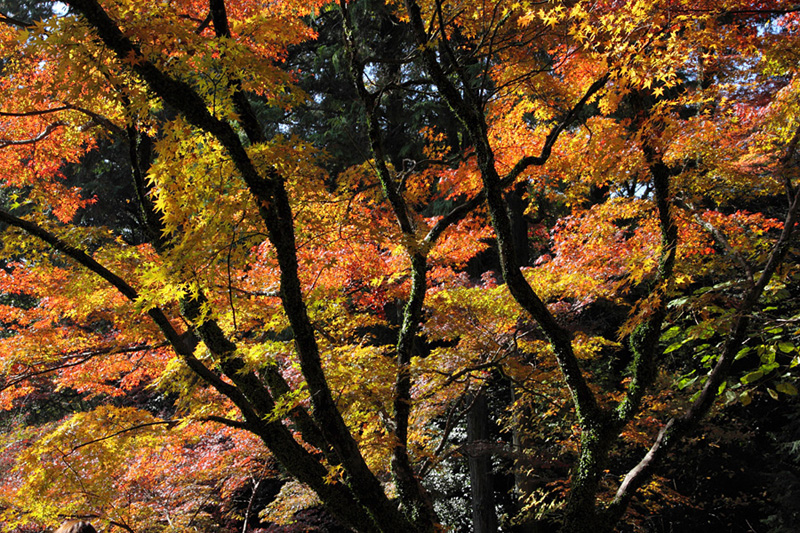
<box><xmin>467</xmin><ymin>392</ymin><xmax>497</xmax><ymax>533</ymax></box>
<box><xmin>507</xmin><ymin>182</ymin><xmax>530</xmax><ymax>267</ymax></box>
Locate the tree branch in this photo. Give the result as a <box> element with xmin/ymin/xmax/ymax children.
<box><xmin>613</xmin><ymin>132</ymin><xmax>679</xmax><ymax>426</ymax></box>
<box><xmin>0</xmin><ymin>122</ymin><xmax>66</xmax><ymax>148</ymax></box>
<box><xmin>68</xmin><ymin>420</ymin><xmax>178</xmax><ymax>453</ymax></box>
<box><xmin>0</xmin><ymin>343</ymin><xmax>168</xmax><ymax>393</ymax></box>
<box><xmin>404</xmin><ymin>0</ymin><xmax>603</xmax><ymax>424</ymax></box>
<box><xmin>0</xmin><ymin>209</ymin><xmax>139</xmax><ymax>299</ymax></box>
<box><xmin>677</xmin><ymin>198</ymin><xmax>755</xmax><ymax>283</ymax></box>
<box><xmin>0</xmin><ymin>106</ymin><xmax>70</xmax><ymax>116</ymax></box>
<box><xmin>0</xmin><ymin>207</ymin><xmax>267</xmax><ymax>431</ymax></box>
<box><xmin>607</xmin><ymin>132</ymin><xmax>800</xmax><ymax>522</ymax></box>
<box><xmin>60</xmin><ymin>2</ymin><xmax>402</xmax><ymax>529</ymax></box>
<box><xmin>0</xmin><ymin>12</ymin><xmax>34</xmax><ymax>28</ymax></box>
<box><xmin>503</xmin><ymin>73</ymin><xmax>610</xmax><ymax>181</ymax></box>
<box><xmin>340</xmin><ymin>3</ymin><xmax>436</xmax><ymax>524</ymax></box>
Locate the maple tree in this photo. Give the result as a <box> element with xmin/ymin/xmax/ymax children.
<box><xmin>0</xmin><ymin>0</ymin><xmax>799</xmax><ymax>532</ymax></box>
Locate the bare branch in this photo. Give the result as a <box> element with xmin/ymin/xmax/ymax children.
<box><xmin>0</xmin><ymin>12</ymin><xmax>34</xmax><ymax>28</ymax></box>
<box><xmin>0</xmin><ymin>106</ymin><xmax>71</xmax><ymax>117</ymax></box>
<box><xmin>0</xmin><ymin>343</ymin><xmax>168</xmax><ymax>393</ymax></box>
<box><xmin>677</xmin><ymin>198</ymin><xmax>755</xmax><ymax>283</ymax></box>
<box><xmin>503</xmin><ymin>73</ymin><xmax>610</xmax><ymax>182</ymax></box>
<box><xmin>608</xmin><ymin>142</ymin><xmax>800</xmax><ymax>521</ymax></box>
<box><xmin>0</xmin><ymin>122</ymin><xmax>65</xmax><ymax>148</ymax></box>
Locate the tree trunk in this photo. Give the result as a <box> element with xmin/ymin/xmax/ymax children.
<box><xmin>507</xmin><ymin>181</ymin><xmax>530</xmax><ymax>267</ymax></box>
<box><xmin>468</xmin><ymin>392</ymin><xmax>497</xmax><ymax>533</ymax></box>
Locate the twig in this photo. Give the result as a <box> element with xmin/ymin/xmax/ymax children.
<box><xmin>0</xmin><ymin>343</ymin><xmax>168</xmax><ymax>393</ymax></box>
<box><xmin>0</xmin><ymin>122</ymin><xmax>66</xmax><ymax>148</ymax></box>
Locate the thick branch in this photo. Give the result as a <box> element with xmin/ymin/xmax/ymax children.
<box><xmin>0</xmin><ymin>211</ymin><xmax>382</xmax><ymax>533</ymax></box>
<box><xmin>0</xmin><ymin>209</ymin><xmax>263</xmax><ymax>407</ymax></box>
<box><xmin>403</xmin><ymin>0</ymin><xmax>601</xmax><ymax>423</ymax></box>
<box><xmin>125</xmin><ymin>104</ymin><xmax>360</xmax><ymax>528</ymax></box>
<box><xmin>0</xmin><ymin>209</ymin><xmax>138</xmax><ymax>300</ymax></box>
<box><xmin>63</xmin><ymin>2</ymin><xmax>407</xmax><ymax>529</ymax></box>
<box><xmin>63</xmin><ymin>0</ymin><xmax>273</xmax><ymax>208</ymax></box>
<box><xmin>424</xmin><ymin>193</ymin><xmax>484</xmax><ymax>246</ymax></box>
<box><xmin>614</xmin><ymin>138</ymin><xmax>679</xmax><ymax>425</ymax></box>
<box><xmin>340</xmin><ymin>3</ymin><xmax>435</xmax><ymax>524</ymax></box>
<box><xmin>0</xmin><ymin>12</ymin><xmax>34</xmax><ymax>28</ymax></box>
<box><xmin>209</xmin><ymin>0</ymin><xmax>265</xmax><ymax>144</ymax></box>
<box><xmin>420</xmin><ymin>72</ymin><xmax>610</xmax><ymax>253</ymax></box>
<box><xmin>503</xmin><ymin>73</ymin><xmax>610</xmax><ymax>181</ymax></box>
<box><xmin>607</xmin><ymin>135</ymin><xmax>800</xmax><ymax>521</ymax></box>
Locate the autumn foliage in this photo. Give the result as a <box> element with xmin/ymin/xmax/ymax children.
<box><xmin>0</xmin><ymin>0</ymin><xmax>798</xmax><ymax>532</ymax></box>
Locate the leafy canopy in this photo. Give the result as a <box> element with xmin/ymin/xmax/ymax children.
<box><xmin>0</xmin><ymin>0</ymin><xmax>798</xmax><ymax>532</ymax></box>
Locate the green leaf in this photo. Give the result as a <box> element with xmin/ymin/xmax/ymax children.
<box><xmin>661</xmin><ymin>326</ymin><xmax>681</xmax><ymax>341</ymax></box>
<box><xmin>741</xmin><ymin>370</ymin><xmax>764</xmax><ymax>385</ymax></box>
<box><xmin>734</xmin><ymin>346</ymin><xmax>751</xmax><ymax>361</ymax></box>
<box><xmin>762</xmin><ymin>361</ymin><xmax>780</xmax><ymax>373</ymax></box>
<box><xmin>778</xmin><ymin>342</ymin><xmax>795</xmax><ymax>354</ymax></box>
<box><xmin>668</xmin><ymin>296</ymin><xmax>689</xmax><ymax>308</ymax></box>
<box><xmin>776</xmin><ymin>382</ymin><xmax>798</xmax><ymax>396</ymax></box>
<box><xmin>678</xmin><ymin>375</ymin><xmax>697</xmax><ymax>390</ymax></box>
<box><xmin>740</xmin><ymin>391</ymin><xmax>752</xmax><ymax>406</ymax></box>
<box><xmin>664</xmin><ymin>341</ymin><xmax>684</xmax><ymax>354</ymax></box>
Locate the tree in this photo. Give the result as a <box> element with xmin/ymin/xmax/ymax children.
<box><xmin>0</xmin><ymin>0</ymin><xmax>798</xmax><ymax>532</ymax></box>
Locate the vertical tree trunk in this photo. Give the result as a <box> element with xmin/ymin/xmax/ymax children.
<box><xmin>468</xmin><ymin>392</ymin><xmax>497</xmax><ymax>533</ymax></box>
<box><xmin>559</xmin><ymin>424</ymin><xmax>615</xmax><ymax>533</ymax></box>
<box><xmin>507</xmin><ymin>181</ymin><xmax>530</xmax><ymax>267</ymax></box>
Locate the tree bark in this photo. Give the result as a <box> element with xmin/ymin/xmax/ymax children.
<box><xmin>467</xmin><ymin>392</ymin><xmax>497</xmax><ymax>533</ymax></box>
